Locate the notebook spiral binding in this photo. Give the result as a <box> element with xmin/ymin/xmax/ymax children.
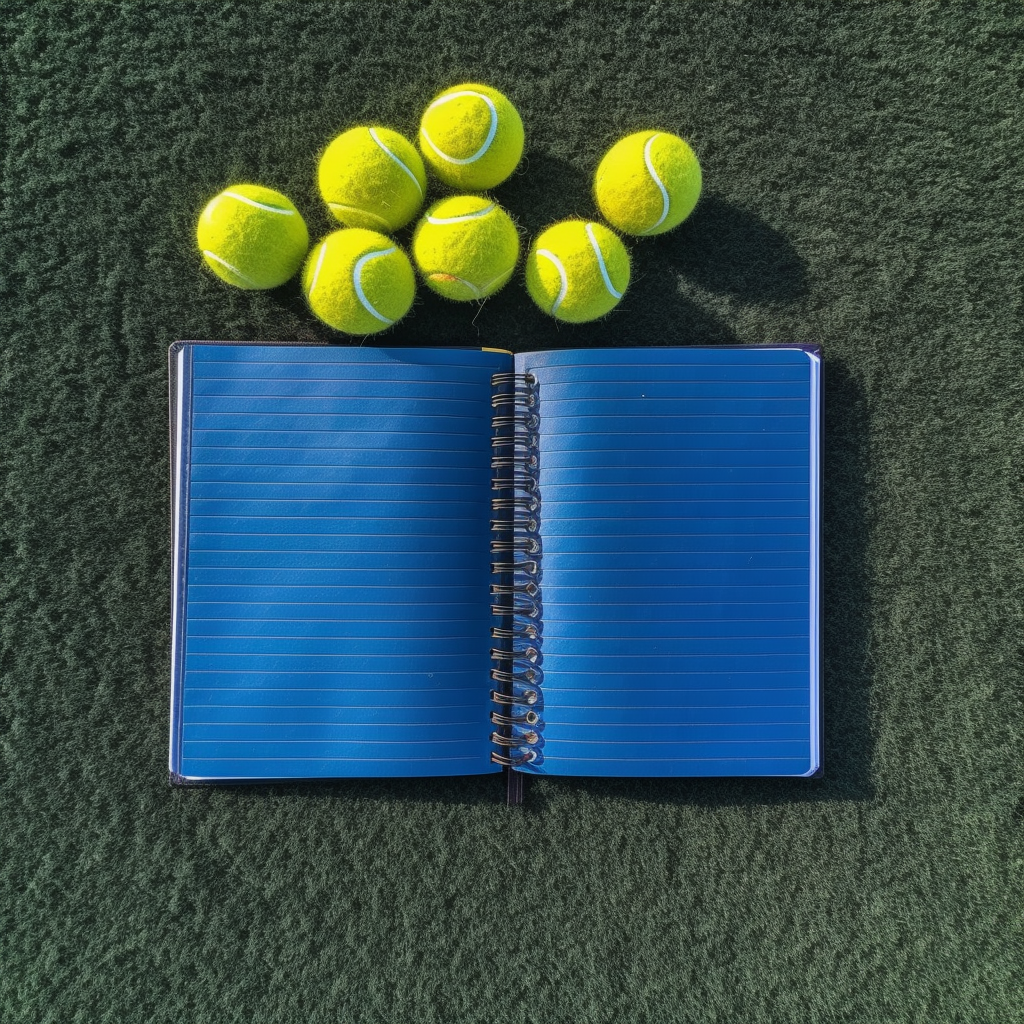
<box><xmin>489</xmin><ymin>371</ymin><xmax>542</xmax><ymax>795</ymax></box>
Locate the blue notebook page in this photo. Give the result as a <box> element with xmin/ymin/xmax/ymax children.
<box><xmin>516</xmin><ymin>347</ymin><xmax>821</xmax><ymax>777</ymax></box>
<box><xmin>170</xmin><ymin>344</ymin><xmax>509</xmax><ymax>781</ymax></box>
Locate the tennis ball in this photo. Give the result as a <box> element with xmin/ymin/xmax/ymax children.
<box><xmin>196</xmin><ymin>184</ymin><xmax>309</xmax><ymax>289</ymax></box>
<box><xmin>411</xmin><ymin>195</ymin><xmax>519</xmax><ymax>301</ymax></box>
<box><xmin>418</xmin><ymin>83</ymin><xmax>524</xmax><ymax>190</ymax></box>
<box><xmin>524</xmin><ymin>220</ymin><xmax>630</xmax><ymax>323</ymax></box>
<box><xmin>302</xmin><ymin>229</ymin><xmax>416</xmax><ymax>335</ymax></box>
<box><xmin>318</xmin><ymin>126</ymin><xmax>427</xmax><ymax>232</ymax></box>
<box><xmin>594</xmin><ymin>131</ymin><xmax>702</xmax><ymax>236</ymax></box>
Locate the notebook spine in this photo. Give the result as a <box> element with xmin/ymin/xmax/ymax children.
<box><xmin>489</xmin><ymin>370</ymin><xmax>542</xmax><ymax>771</ymax></box>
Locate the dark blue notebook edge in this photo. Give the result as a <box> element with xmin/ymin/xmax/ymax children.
<box><xmin>168</xmin><ymin>342</ymin><xmax>191</xmax><ymax>780</ymax></box>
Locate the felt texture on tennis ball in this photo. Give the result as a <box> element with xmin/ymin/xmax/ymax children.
<box><xmin>594</xmin><ymin>130</ymin><xmax>702</xmax><ymax>236</ymax></box>
<box><xmin>196</xmin><ymin>184</ymin><xmax>309</xmax><ymax>289</ymax></box>
<box><xmin>302</xmin><ymin>229</ymin><xmax>416</xmax><ymax>335</ymax></box>
<box><xmin>318</xmin><ymin>126</ymin><xmax>427</xmax><ymax>232</ymax></box>
<box><xmin>418</xmin><ymin>83</ymin><xmax>524</xmax><ymax>190</ymax></box>
<box><xmin>411</xmin><ymin>195</ymin><xmax>519</xmax><ymax>301</ymax></box>
<box><xmin>524</xmin><ymin>220</ymin><xmax>630</xmax><ymax>323</ymax></box>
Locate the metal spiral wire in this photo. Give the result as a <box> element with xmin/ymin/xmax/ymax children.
<box><xmin>489</xmin><ymin>371</ymin><xmax>542</xmax><ymax>768</ymax></box>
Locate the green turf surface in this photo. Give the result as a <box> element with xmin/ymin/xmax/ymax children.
<box><xmin>2</xmin><ymin>2</ymin><xmax>1022</xmax><ymax>1021</ymax></box>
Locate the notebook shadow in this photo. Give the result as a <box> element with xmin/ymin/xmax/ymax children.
<box><xmin>521</xmin><ymin>358</ymin><xmax>876</xmax><ymax>812</ymax></box>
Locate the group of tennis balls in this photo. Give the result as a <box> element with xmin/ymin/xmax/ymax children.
<box><xmin>195</xmin><ymin>83</ymin><xmax>702</xmax><ymax>331</ymax></box>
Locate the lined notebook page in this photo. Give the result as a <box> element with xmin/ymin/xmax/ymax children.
<box><xmin>170</xmin><ymin>345</ymin><xmax>508</xmax><ymax>781</ymax></box>
<box><xmin>517</xmin><ymin>347</ymin><xmax>821</xmax><ymax>778</ymax></box>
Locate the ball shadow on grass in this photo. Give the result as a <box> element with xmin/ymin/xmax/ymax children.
<box><xmin>651</xmin><ymin>192</ymin><xmax>810</xmax><ymax>306</ymax></box>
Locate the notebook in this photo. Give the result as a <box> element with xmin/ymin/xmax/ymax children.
<box><xmin>169</xmin><ymin>342</ymin><xmax>821</xmax><ymax>800</ymax></box>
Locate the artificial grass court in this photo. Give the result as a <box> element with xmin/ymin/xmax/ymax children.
<box><xmin>1</xmin><ymin>1</ymin><xmax>1022</xmax><ymax>1021</ymax></box>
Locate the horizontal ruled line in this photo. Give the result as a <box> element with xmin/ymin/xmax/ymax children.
<box><xmin>192</xmin><ymin>446</ymin><xmax>490</xmax><ymax>453</ymax></box>
<box><xmin>180</xmin><ymin>756</ymin><xmax>485</xmax><ymax>761</ymax></box>
<box><xmin>185</xmin><ymin>616</ymin><xmax>492</xmax><ymax>622</ymax></box>
<box><xmin>183</xmin><ymin>739</ymin><xmax>478</xmax><ymax>746</ymax></box>
<box><xmin>535</xmin><ymin>395</ymin><xmax>806</xmax><ymax>402</ymax></box>
<box><xmin>540</xmin><ymin>632</ymin><xmax>810</xmax><ymax>639</ymax></box>
<box><xmin>189</xmin><ymin>533</ymin><xmax>485</xmax><ymax>539</ymax></box>
<box><xmin>539</xmin><ymin>479</ymin><xmax>810</xmax><ymax>486</ymax></box>
<box><xmin>197</xmin><ymin>393</ymin><xmax>489</xmax><ymax>404</ymax></box>
<box><xmin>185</xmin><ymin>721</ymin><xmax>484</xmax><ymax>727</ymax></box>
<box><xmin>540</xmin><ymin>516</ymin><xmax>807</xmax><ymax>521</ymax></box>
<box><xmin>543</xmin><ymin>676</ymin><xmax>807</xmax><ymax>681</ymax></box>
<box><xmin>536</xmin><ymin>740</ymin><xmax>805</xmax><ymax>747</ymax></box>
<box><xmin>188</xmin><ymin>601</ymin><xmax>488</xmax><ymax>607</ymax></box>
<box><xmin>189</xmin><ymin>634</ymin><xmax>483</xmax><ymax>640</ymax></box>
<box><xmin>197</xmin><ymin>411</ymin><xmax>489</xmax><ymax>420</ymax></box>
<box><xmin>540</xmin><ymin>533</ymin><xmax>810</xmax><ymax>539</ymax></box>
<box><xmin>188</xmin><ymin>481</ymin><xmax>488</xmax><ymax>488</ymax></box>
<box><xmin>534</xmin><ymin>703</ymin><xmax>804</xmax><ymax>710</ymax></box>
<box><xmin>184</xmin><ymin>678</ymin><xmax>485</xmax><ymax>683</ymax></box>
<box><xmin>537</xmin><ymin>500</ymin><xmax>807</xmax><ymax>505</ymax></box>
<box><xmin>532</xmin><ymin>653</ymin><xmax>807</xmax><ymax>659</ymax></box>
<box><xmin>531</xmin><ymin>369</ymin><xmax>807</xmax><ymax>375</ymax></box>
<box><xmin>194</xmin><ymin>428</ymin><xmax>487</xmax><ymax>435</ymax></box>
<box><xmin>536</xmin><ymin>448</ymin><xmax>810</xmax><ymax>454</ymax></box>
<box><xmin>187</xmin><ymin>585</ymin><xmax>486</xmax><ymax>591</ymax></box>
<box><xmin>189</xmin><ymin>515</ymin><xmax>482</xmax><ymax>521</ymax></box>
<box><xmin>536</xmin><ymin>428</ymin><xmax>809</xmax><ymax>433</ymax></box>
<box><xmin>190</xmin><ymin>500</ymin><xmax>488</xmax><ymax>506</ymax></box>
<box><xmin>538</xmin><ymin>755</ymin><xmax>808</xmax><ymax>761</ymax></box>
<box><xmin>539</xmin><ymin>583</ymin><xmax>807</xmax><ymax>590</ymax></box>
<box><xmin>186</xmin><ymin>703</ymin><xmax>483</xmax><ymax>708</ymax></box>
<box><xmin>191</xmin><ymin>464</ymin><xmax>490</xmax><ymax>470</ymax></box>
<box><xmin>540</xmin><ymin>567</ymin><xmax>809</xmax><ymax>572</ymax></box>
<box><xmin>195</xmin><ymin>376</ymin><xmax>487</xmax><ymax>386</ymax></box>
<box><xmin>186</xmin><ymin>652</ymin><xmax>480</xmax><ymax>659</ymax></box>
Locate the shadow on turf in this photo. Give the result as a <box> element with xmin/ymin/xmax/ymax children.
<box><xmin>653</xmin><ymin>192</ymin><xmax>810</xmax><ymax>305</ymax></box>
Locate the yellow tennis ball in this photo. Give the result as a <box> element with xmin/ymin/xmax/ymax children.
<box><xmin>418</xmin><ymin>83</ymin><xmax>524</xmax><ymax>190</ymax></box>
<box><xmin>301</xmin><ymin>229</ymin><xmax>416</xmax><ymax>335</ymax></box>
<box><xmin>411</xmin><ymin>195</ymin><xmax>519</xmax><ymax>301</ymax></box>
<box><xmin>594</xmin><ymin>131</ymin><xmax>702</xmax><ymax>236</ymax></box>
<box><xmin>318</xmin><ymin>126</ymin><xmax>427</xmax><ymax>232</ymax></box>
<box><xmin>524</xmin><ymin>220</ymin><xmax>630</xmax><ymax>323</ymax></box>
<box><xmin>196</xmin><ymin>184</ymin><xmax>309</xmax><ymax>289</ymax></box>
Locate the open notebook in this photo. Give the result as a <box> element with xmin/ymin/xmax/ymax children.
<box><xmin>169</xmin><ymin>343</ymin><xmax>821</xmax><ymax>799</ymax></box>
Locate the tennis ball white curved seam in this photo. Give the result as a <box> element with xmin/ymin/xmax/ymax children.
<box><xmin>353</xmin><ymin>247</ymin><xmax>399</xmax><ymax>323</ymax></box>
<box><xmin>640</xmin><ymin>133</ymin><xmax>670</xmax><ymax>234</ymax></box>
<box><xmin>368</xmin><ymin>128</ymin><xmax>424</xmax><ymax>196</ymax></box>
<box><xmin>326</xmin><ymin>203</ymin><xmax>393</xmax><ymax>230</ymax></box>
<box><xmin>420</xmin><ymin>90</ymin><xmax>499</xmax><ymax>165</ymax></box>
<box><xmin>425</xmin><ymin>203</ymin><xmax>496</xmax><ymax>225</ymax></box>
<box><xmin>480</xmin><ymin>265</ymin><xmax>515</xmax><ymax>292</ymax></box>
<box><xmin>585</xmin><ymin>223</ymin><xmax>623</xmax><ymax>299</ymax></box>
<box><xmin>428</xmin><ymin>273</ymin><xmax>482</xmax><ymax>298</ymax></box>
<box><xmin>305</xmin><ymin>242</ymin><xmax>328</xmax><ymax>299</ymax></box>
<box><xmin>202</xmin><ymin>250</ymin><xmax>259</xmax><ymax>287</ymax></box>
<box><xmin>537</xmin><ymin>248</ymin><xmax>569</xmax><ymax>313</ymax></box>
<box><xmin>221</xmin><ymin>191</ymin><xmax>296</xmax><ymax>215</ymax></box>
